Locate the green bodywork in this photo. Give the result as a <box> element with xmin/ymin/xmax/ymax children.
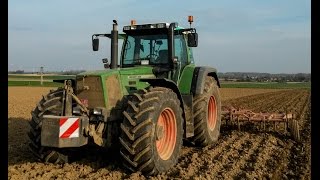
<box><xmin>77</xmin><ymin>66</ymin><xmax>156</xmax><ymax>108</ymax></box>
<box><xmin>177</xmin><ymin>64</ymin><xmax>195</xmax><ymax>94</ymax></box>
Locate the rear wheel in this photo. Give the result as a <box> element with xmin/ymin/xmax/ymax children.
<box><xmin>28</xmin><ymin>88</ymin><xmax>69</xmax><ymax>163</ymax></box>
<box><xmin>192</xmin><ymin>76</ymin><xmax>221</xmax><ymax>146</ymax></box>
<box><xmin>120</xmin><ymin>87</ymin><xmax>183</xmax><ymax>175</ymax></box>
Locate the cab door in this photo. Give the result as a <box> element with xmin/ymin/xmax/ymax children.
<box><xmin>172</xmin><ymin>35</ymin><xmax>189</xmax><ymax>82</ymax></box>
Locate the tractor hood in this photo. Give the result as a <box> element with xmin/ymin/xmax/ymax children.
<box><xmin>77</xmin><ymin>69</ymin><xmax>118</xmax><ymax>76</ymax></box>
<box><xmin>75</xmin><ymin>66</ymin><xmax>156</xmax><ymax>111</ymax></box>
<box><xmin>119</xmin><ymin>66</ymin><xmax>153</xmax><ymax>75</ymax></box>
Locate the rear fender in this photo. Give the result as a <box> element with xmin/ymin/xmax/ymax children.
<box><xmin>140</xmin><ymin>78</ymin><xmax>184</xmax><ymax>113</ymax></box>
<box><xmin>191</xmin><ymin>66</ymin><xmax>220</xmax><ymax>95</ymax></box>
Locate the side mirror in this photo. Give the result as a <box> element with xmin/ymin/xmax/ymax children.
<box><xmin>92</xmin><ymin>38</ymin><xmax>99</xmax><ymax>51</ymax></box>
<box><xmin>187</xmin><ymin>33</ymin><xmax>198</xmax><ymax>47</ymax></box>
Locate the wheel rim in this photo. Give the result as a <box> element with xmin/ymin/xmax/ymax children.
<box><xmin>156</xmin><ymin>108</ymin><xmax>177</xmax><ymax>160</ymax></box>
<box><xmin>208</xmin><ymin>96</ymin><xmax>217</xmax><ymax>130</ymax></box>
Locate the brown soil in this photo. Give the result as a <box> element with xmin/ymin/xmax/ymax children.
<box><xmin>220</xmin><ymin>88</ymin><xmax>284</xmax><ymax>101</ymax></box>
<box><xmin>8</xmin><ymin>87</ymin><xmax>311</xmax><ymax>180</ymax></box>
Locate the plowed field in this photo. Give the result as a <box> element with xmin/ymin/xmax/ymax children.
<box><xmin>8</xmin><ymin>87</ymin><xmax>311</xmax><ymax>179</ymax></box>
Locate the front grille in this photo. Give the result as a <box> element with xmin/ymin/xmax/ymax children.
<box><xmin>76</xmin><ymin>76</ymin><xmax>105</xmax><ymax>108</ymax></box>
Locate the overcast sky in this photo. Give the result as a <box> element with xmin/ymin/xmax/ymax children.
<box><xmin>8</xmin><ymin>0</ymin><xmax>310</xmax><ymax>73</ymax></box>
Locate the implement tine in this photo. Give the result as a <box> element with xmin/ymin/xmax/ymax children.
<box><xmin>237</xmin><ymin>117</ymin><xmax>240</xmax><ymax>131</ymax></box>
<box><xmin>229</xmin><ymin>110</ymin><xmax>232</xmax><ymax>126</ymax></box>
<box><xmin>285</xmin><ymin>108</ymin><xmax>288</xmax><ymax>132</ymax></box>
<box><xmin>263</xmin><ymin>117</ymin><xmax>266</xmax><ymax>132</ymax></box>
<box><xmin>285</xmin><ymin>120</ymin><xmax>288</xmax><ymax>132</ymax></box>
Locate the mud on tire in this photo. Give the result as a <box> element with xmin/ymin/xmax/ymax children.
<box><xmin>192</xmin><ymin>76</ymin><xmax>221</xmax><ymax>146</ymax></box>
<box><xmin>28</xmin><ymin>88</ymin><xmax>69</xmax><ymax>163</ymax></box>
<box><xmin>119</xmin><ymin>87</ymin><xmax>183</xmax><ymax>175</ymax></box>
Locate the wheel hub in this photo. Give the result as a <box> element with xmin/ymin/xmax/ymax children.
<box><xmin>208</xmin><ymin>96</ymin><xmax>217</xmax><ymax>130</ymax></box>
<box><xmin>156</xmin><ymin>108</ymin><xmax>177</xmax><ymax>160</ymax></box>
<box><xmin>156</xmin><ymin>125</ymin><xmax>164</xmax><ymax>140</ymax></box>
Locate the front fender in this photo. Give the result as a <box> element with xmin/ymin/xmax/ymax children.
<box><xmin>140</xmin><ymin>78</ymin><xmax>184</xmax><ymax>109</ymax></box>
<box><xmin>191</xmin><ymin>66</ymin><xmax>220</xmax><ymax>95</ymax></box>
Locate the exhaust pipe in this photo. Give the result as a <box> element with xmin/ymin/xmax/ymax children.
<box><xmin>110</xmin><ymin>20</ymin><xmax>118</xmax><ymax>69</ymax></box>
<box><xmin>168</xmin><ymin>23</ymin><xmax>175</xmax><ymax>66</ymax></box>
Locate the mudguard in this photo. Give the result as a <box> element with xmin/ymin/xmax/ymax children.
<box><xmin>140</xmin><ymin>78</ymin><xmax>185</xmax><ymax>113</ymax></box>
<box><xmin>191</xmin><ymin>66</ymin><xmax>220</xmax><ymax>95</ymax></box>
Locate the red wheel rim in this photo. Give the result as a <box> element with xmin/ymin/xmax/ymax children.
<box><xmin>208</xmin><ymin>96</ymin><xmax>217</xmax><ymax>130</ymax></box>
<box><xmin>156</xmin><ymin>108</ymin><xmax>177</xmax><ymax>160</ymax></box>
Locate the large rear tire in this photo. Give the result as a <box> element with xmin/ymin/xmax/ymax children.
<box><xmin>28</xmin><ymin>88</ymin><xmax>70</xmax><ymax>163</ymax></box>
<box><xmin>192</xmin><ymin>76</ymin><xmax>221</xmax><ymax>146</ymax></box>
<box><xmin>119</xmin><ymin>87</ymin><xmax>183</xmax><ymax>175</ymax></box>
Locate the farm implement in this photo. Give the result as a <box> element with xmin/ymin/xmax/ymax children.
<box><xmin>221</xmin><ymin>106</ymin><xmax>300</xmax><ymax>141</ymax></box>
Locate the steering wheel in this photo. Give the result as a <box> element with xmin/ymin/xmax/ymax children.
<box><xmin>146</xmin><ymin>53</ymin><xmax>158</xmax><ymax>61</ymax></box>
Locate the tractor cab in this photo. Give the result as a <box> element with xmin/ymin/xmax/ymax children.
<box><xmin>92</xmin><ymin>17</ymin><xmax>198</xmax><ymax>81</ymax></box>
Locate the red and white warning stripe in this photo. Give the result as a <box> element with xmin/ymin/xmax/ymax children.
<box><xmin>59</xmin><ymin>117</ymin><xmax>79</xmax><ymax>138</ymax></box>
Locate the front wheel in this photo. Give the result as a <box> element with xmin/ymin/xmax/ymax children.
<box><xmin>192</xmin><ymin>76</ymin><xmax>221</xmax><ymax>146</ymax></box>
<box><xmin>119</xmin><ymin>87</ymin><xmax>183</xmax><ymax>175</ymax></box>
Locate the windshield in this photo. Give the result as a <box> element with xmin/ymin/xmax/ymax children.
<box><xmin>122</xmin><ymin>34</ymin><xmax>169</xmax><ymax>66</ymax></box>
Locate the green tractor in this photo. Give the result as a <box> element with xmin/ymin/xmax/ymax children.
<box><xmin>28</xmin><ymin>17</ymin><xmax>222</xmax><ymax>175</ymax></box>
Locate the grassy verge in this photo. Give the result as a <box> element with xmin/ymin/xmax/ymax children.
<box><xmin>8</xmin><ymin>74</ymin><xmax>75</xmax><ymax>80</ymax></box>
<box><xmin>8</xmin><ymin>81</ymin><xmax>63</xmax><ymax>87</ymax></box>
<box><xmin>8</xmin><ymin>74</ymin><xmax>74</xmax><ymax>87</ymax></box>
